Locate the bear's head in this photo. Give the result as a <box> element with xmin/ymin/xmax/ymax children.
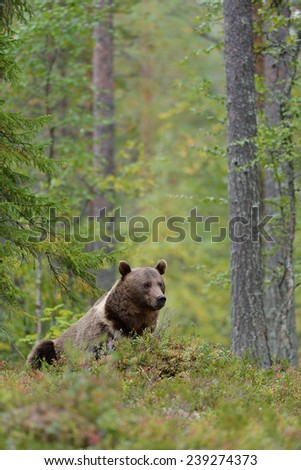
<box><xmin>118</xmin><ymin>259</ymin><xmax>167</xmax><ymax>311</ymax></box>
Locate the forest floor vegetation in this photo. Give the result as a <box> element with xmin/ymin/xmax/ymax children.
<box><xmin>1</xmin><ymin>327</ymin><xmax>301</xmax><ymax>450</ymax></box>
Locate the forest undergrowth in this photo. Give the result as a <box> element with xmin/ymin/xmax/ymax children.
<box><xmin>1</xmin><ymin>325</ymin><xmax>301</xmax><ymax>450</ymax></box>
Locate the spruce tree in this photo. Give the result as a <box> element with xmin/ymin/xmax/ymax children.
<box><xmin>0</xmin><ymin>0</ymin><xmax>113</xmax><ymax>315</ymax></box>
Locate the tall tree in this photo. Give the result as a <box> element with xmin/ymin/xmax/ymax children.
<box><xmin>139</xmin><ymin>0</ymin><xmax>154</xmax><ymax>159</ymax></box>
<box><xmin>223</xmin><ymin>0</ymin><xmax>271</xmax><ymax>367</ymax></box>
<box><xmin>262</xmin><ymin>0</ymin><xmax>300</xmax><ymax>364</ymax></box>
<box><xmin>93</xmin><ymin>0</ymin><xmax>115</xmax><ymax>180</ymax></box>
<box><xmin>90</xmin><ymin>0</ymin><xmax>116</xmax><ymax>290</ymax></box>
<box><xmin>0</xmin><ymin>0</ymin><xmax>113</xmax><ymax>318</ymax></box>
<box><xmin>0</xmin><ymin>0</ymin><xmax>54</xmax><ymax>313</ymax></box>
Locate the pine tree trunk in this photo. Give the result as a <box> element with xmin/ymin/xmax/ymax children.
<box><xmin>93</xmin><ymin>0</ymin><xmax>115</xmax><ymax>179</ymax></box>
<box><xmin>140</xmin><ymin>0</ymin><xmax>153</xmax><ymax>159</ymax></box>
<box><xmin>91</xmin><ymin>0</ymin><xmax>115</xmax><ymax>290</ymax></box>
<box><xmin>223</xmin><ymin>0</ymin><xmax>271</xmax><ymax>367</ymax></box>
<box><xmin>263</xmin><ymin>0</ymin><xmax>298</xmax><ymax>364</ymax></box>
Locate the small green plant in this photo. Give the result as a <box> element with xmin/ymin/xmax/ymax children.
<box><xmin>1</xmin><ymin>326</ymin><xmax>301</xmax><ymax>450</ymax></box>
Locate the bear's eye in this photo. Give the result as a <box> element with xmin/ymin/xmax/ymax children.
<box><xmin>158</xmin><ymin>281</ymin><xmax>163</xmax><ymax>288</ymax></box>
<box><xmin>143</xmin><ymin>282</ymin><xmax>151</xmax><ymax>289</ymax></box>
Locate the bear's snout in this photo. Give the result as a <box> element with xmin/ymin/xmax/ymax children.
<box><xmin>156</xmin><ymin>295</ymin><xmax>166</xmax><ymax>309</ymax></box>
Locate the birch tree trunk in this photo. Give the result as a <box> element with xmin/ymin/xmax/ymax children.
<box><xmin>223</xmin><ymin>0</ymin><xmax>271</xmax><ymax>367</ymax></box>
<box><xmin>263</xmin><ymin>0</ymin><xmax>299</xmax><ymax>365</ymax></box>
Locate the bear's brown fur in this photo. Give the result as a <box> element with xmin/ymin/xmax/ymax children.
<box><xmin>27</xmin><ymin>259</ymin><xmax>167</xmax><ymax>369</ymax></box>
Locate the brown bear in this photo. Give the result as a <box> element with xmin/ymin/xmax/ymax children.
<box><xmin>27</xmin><ymin>259</ymin><xmax>167</xmax><ymax>369</ymax></box>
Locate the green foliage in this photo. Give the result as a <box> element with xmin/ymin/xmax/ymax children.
<box><xmin>1</xmin><ymin>329</ymin><xmax>301</xmax><ymax>449</ymax></box>
<box><xmin>0</xmin><ymin>0</ymin><xmax>32</xmax><ymax>31</ymax></box>
<box><xmin>254</xmin><ymin>2</ymin><xmax>301</xmax><ymax>342</ymax></box>
<box><xmin>0</xmin><ymin>0</ymin><xmax>117</xmax><ymax>327</ymax></box>
<box><xmin>2</xmin><ymin>0</ymin><xmax>231</xmax><ymax>350</ymax></box>
<box><xmin>0</xmin><ymin>0</ymin><xmax>54</xmax><ymax>312</ymax></box>
<box><xmin>114</xmin><ymin>0</ymin><xmax>230</xmax><ymax>341</ymax></box>
<box><xmin>2</xmin><ymin>0</ymin><xmax>301</xmax><ymax>359</ymax></box>
<box><xmin>43</xmin><ymin>305</ymin><xmax>83</xmax><ymax>339</ymax></box>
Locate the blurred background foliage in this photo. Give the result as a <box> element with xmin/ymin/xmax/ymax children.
<box><xmin>1</xmin><ymin>0</ymin><xmax>301</xmax><ymax>360</ymax></box>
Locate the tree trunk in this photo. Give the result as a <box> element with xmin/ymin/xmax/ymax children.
<box><xmin>90</xmin><ymin>0</ymin><xmax>115</xmax><ymax>290</ymax></box>
<box><xmin>263</xmin><ymin>0</ymin><xmax>298</xmax><ymax>365</ymax></box>
<box><xmin>93</xmin><ymin>0</ymin><xmax>115</xmax><ymax>180</ymax></box>
<box><xmin>253</xmin><ymin>1</ymin><xmax>265</xmax><ymax>215</ymax></box>
<box><xmin>35</xmin><ymin>257</ymin><xmax>43</xmax><ymax>343</ymax></box>
<box><xmin>140</xmin><ymin>0</ymin><xmax>153</xmax><ymax>159</ymax></box>
<box><xmin>223</xmin><ymin>0</ymin><xmax>271</xmax><ymax>367</ymax></box>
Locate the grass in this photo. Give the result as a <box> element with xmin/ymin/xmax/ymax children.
<box><xmin>1</xmin><ymin>327</ymin><xmax>301</xmax><ymax>450</ymax></box>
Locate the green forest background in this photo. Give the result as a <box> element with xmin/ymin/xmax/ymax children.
<box><xmin>0</xmin><ymin>0</ymin><xmax>223</xmax><ymax>358</ymax></box>
<box><xmin>1</xmin><ymin>0</ymin><xmax>301</xmax><ymax>360</ymax></box>
<box><xmin>3</xmin><ymin>0</ymin><xmax>301</xmax><ymax>452</ymax></box>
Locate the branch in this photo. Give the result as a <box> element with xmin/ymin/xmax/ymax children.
<box><xmin>199</xmin><ymin>32</ymin><xmax>221</xmax><ymax>46</ymax></box>
<box><xmin>283</xmin><ymin>30</ymin><xmax>301</xmax><ymax>98</ymax></box>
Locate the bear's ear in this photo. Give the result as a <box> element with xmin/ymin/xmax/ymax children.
<box><xmin>155</xmin><ymin>259</ymin><xmax>167</xmax><ymax>275</ymax></box>
<box><xmin>119</xmin><ymin>261</ymin><xmax>131</xmax><ymax>277</ymax></box>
